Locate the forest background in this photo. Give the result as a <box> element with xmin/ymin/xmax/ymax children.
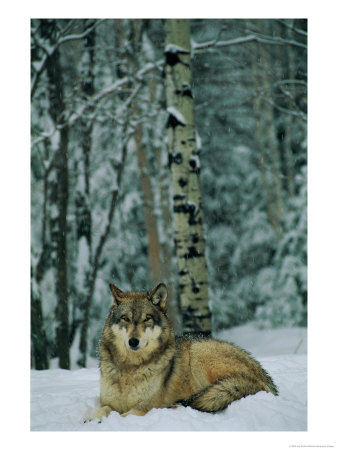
<box><xmin>30</xmin><ymin>18</ymin><xmax>307</xmax><ymax>370</ymax></box>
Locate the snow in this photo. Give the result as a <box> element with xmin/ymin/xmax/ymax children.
<box><xmin>167</xmin><ymin>106</ymin><xmax>187</xmax><ymax>126</ymax></box>
<box><xmin>189</xmin><ymin>155</ymin><xmax>201</xmax><ymax>170</ymax></box>
<box><xmin>31</xmin><ymin>324</ymin><xmax>307</xmax><ymax>432</ymax></box>
<box><xmin>165</xmin><ymin>44</ymin><xmax>189</xmax><ymax>54</ymax></box>
<box><xmin>75</xmin><ymin>236</ymin><xmax>90</xmax><ymax>291</ymax></box>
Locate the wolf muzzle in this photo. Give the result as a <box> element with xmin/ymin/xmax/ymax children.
<box><xmin>128</xmin><ymin>337</ymin><xmax>140</xmax><ymax>350</ymax></box>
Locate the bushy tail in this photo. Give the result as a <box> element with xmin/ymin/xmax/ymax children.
<box><xmin>184</xmin><ymin>372</ymin><xmax>278</xmax><ymax>413</ymax></box>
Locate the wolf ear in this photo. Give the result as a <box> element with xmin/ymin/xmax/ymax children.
<box><xmin>109</xmin><ymin>283</ymin><xmax>126</xmax><ymax>305</ymax></box>
<box><xmin>149</xmin><ymin>283</ymin><xmax>168</xmax><ymax>312</ymax></box>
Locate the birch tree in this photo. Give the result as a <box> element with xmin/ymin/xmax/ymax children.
<box><xmin>163</xmin><ymin>19</ymin><xmax>211</xmax><ymax>336</ymax></box>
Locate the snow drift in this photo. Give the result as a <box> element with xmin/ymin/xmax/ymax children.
<box><xmin>30</xmin><ymin>324</ymin><xmax>307</xmax><ymax>432</ymax></box>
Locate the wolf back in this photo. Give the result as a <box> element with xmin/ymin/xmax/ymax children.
<box><xmin>87</xmin><ymin>283</ymin><xmax>278</xmax><ymax>421</ymax></box>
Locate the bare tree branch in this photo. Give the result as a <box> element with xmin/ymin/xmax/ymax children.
<box><xmin>192</xmin><ymin>33</ymin><xmax>307</xmax><ymax>53</ymax></box>
<box><xmin>276</xmin><ymin>19</ymin><xmax>307</xmax><ymax>38</ymax></box>
<box><xmin>31</xmin><ymin>19</ymin><xmax>105</xmax><ymax>99</ymax></box>
<box><xmin>31</xmin><ymin>58</ymin><xmax>161</xmax><ymax>150</ymax></box>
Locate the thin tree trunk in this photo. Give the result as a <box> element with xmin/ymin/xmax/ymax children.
<box><xmin>155</xmin><ymin>140</ymin><xmax>180</xmax><ymax>332</ymax></box>
<box><xmin>78</xmin><ymin>139</ymin><xmax>128</xmax><ymax>367</ymax></box>
<box><xmin>163</xmin><ymin>19</ymin><xmax>211</xmax><ymax>336</ymax></box>
<box><xmin>55</xmin><ymin>127</ymin><xmax>70</xmax><ymax>369</ymax></box>
<box><xmin>140</xmin><ymin>22</ymin><xmax>179</xmax><ymax>330</ymax></box>
<box><xmin>251</xmin><ymin>40</ymin><xmax>280</xmax><ymax>240</ymax></box>
<box><xmin>282</xmin><ymin>19</ymin><xmax>296</xmax><ymax>198</ymax></box>
<box><xmin>31</xmin><ymin>267</ymin><xmax>49</xmax><ymax>370</ymax></box>
<box><xmin>146</xmin><ymin>56</ymin><xmax>179</xmax><ymax>329</ymax></box>
<box><xmin>134</xmin><ymin>123</ymin><xmax>163</xmax><ymax>285</ymax></box>
<box><xmin>250</xmin><ymin>20</ymin><xmax>284</xmax><ymax>242</ymax></box>
<box><xmin>31</xmin><ymin>143</ymin><xmax>55</xmax><ymax>369</ymax></box>
<box><xmin>129</xmin><ymin>20</ymin><xmax>163</xmax><ymax>287</ymax></box>
<box><xmin>75</xmin><ymin>20</ymin><xmax>95</xmax><ymax>368</ymax></box>
<box><xmin>260</xmin><ymin>20</ymin><xmax>285</xmax><ymax>239</ymax></box>
<box><xmin>44</xmin><ymin>19</ymin><xmax>70</xmax><ymax>369</ymax></box>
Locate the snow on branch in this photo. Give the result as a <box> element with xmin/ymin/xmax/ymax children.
<box><xmin>165</xmin><ymin>44</ymin><xmax>190</xmax><ymax>54</ymax></box>
<box><xmin>135</xmin><ymin>59</ymin><xmax>164</xmax><ymax>80</ymax></box>
<box><xmin>57</xmin><ymin>20</ymin><xmax>105</xmax><ymax>46</ymax></box>
<box><xmin>31</xmin><ymin>20</ymin><xmax>105</xmax><ymax>99</ymax></box>
<box><xmin>31</xmin><ymin>77</ymin><xmax>130</xmax><ymax>149</ymax></box>
<box><xmin>90</xmin><ymin>76</ymin><xmax>130</xmax><ymax>103</ymax></box>
<box><xmin>31</xmin><ymin>74</ymin><xmax>146</xmax><ymax>150</ymax></box>
<box><xmin>192</xmin><ymin>33</ymin><xmax>307</xmax><ymax>52</ymax></box>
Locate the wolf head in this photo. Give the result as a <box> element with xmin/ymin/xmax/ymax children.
<box><xmin>101</xmin><ymin>283</ymin><xmax>174</xmax><ymax>365</ymax></box>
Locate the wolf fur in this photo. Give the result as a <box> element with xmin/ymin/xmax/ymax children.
<box><xmin>88</xmin><ymin>283</ymin><xmax>278</xmax><ymax>421</ymax></box>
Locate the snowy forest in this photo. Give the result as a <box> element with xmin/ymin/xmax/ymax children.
<box><xmin>31</xmin><ymin>18</ymin><xmax>307</xmax><ymax>371</ymax></box>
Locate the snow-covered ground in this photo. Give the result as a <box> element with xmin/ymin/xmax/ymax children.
<box><xmin>31</xmin><ymin>323</ymin><xmax>307</xmax><ymax>432</ymax></box>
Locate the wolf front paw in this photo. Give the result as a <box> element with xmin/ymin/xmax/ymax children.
<box><xmin>84</xmin><ymin>405</ymin><xmax>112</xmax><ymax>423</ymax></box>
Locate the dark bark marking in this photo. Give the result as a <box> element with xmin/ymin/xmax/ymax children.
<box><xmin>164</xmin><ymin>47</ymin><xmax>190</xmax><ymax>67</ymax></box>
<box><xmin>173</xmin><ymin>194</ymin><xmax>186</xmax><ymax>201</ymax></box>
<box><xmin>178</xmin><ymin>177</ymin><xmax>187</xmax><ymax>188</ymax></box>
<box><xmin>179</xmin><ymin>270</ymin><xmax>189</xmax><ymax>276</ymax></box>
<box><xmin>182</xmin><ymin>83</ymin><xmax>193</xmax><ymax>98</ymax></box>
<box><xmin>173</xmin><ymin>203</ymin><xmax>200</xmax><ymax>225</ymax></box>
<box><xmin>191</xmin><ymin>233</ymin><xmax>199</xmax><ymax>244</ymax></box>
<box><xmin>168</xmin><ymin>152</ymin><xmax>183</xmax><ymax>166</ymax></box>
<box><xmin>183</xmin><ymin>246</ymin><xmax>204</xmax><ymax>259</ymax></box>
<box><xmin>192</xmin><ymin>284</ymin><xmax>200</xmax><ymax>294</ymax></box>
<box><xmin>166</xmin><ymin>113</ymin><xmax>186</xmax><ymax>129</ymax></box>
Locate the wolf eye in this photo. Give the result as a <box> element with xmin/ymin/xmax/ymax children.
<box><xmin>120</xmin><ymin>316</ymin><xmax>130</xmax><ymax>323</ymax></box>
<box><xmin>144</xmin><ymin>315</ymin><xmax>152</xmax><ymax>322</ymax></box>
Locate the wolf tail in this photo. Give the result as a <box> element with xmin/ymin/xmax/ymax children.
<box><xmin>183</xmin><ymin>371</ymin><xmax>278</xmax><ymax>413</ymax></box>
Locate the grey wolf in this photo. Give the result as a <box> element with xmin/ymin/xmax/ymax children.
<box><xmin>87</xmin><ymin>283</ymin><xmax>278</xmax><ymax>420</ymax></box>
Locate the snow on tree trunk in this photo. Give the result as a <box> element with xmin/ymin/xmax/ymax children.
<box><xmin>163</xmin><ymin>19</ymin><xmax>211</xmax><ymax>336</ymax></box>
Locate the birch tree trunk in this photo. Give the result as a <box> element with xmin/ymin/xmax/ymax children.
<box><xmin>163</xmin><ymin>19</ymin><xmax>211</xmax><ymax>336</ymax></box>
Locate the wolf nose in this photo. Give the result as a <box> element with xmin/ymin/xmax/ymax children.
<box><xmin>128</xmin><ymin>338</ymin><xmax>139</xmax><ymax>349</ymax></box>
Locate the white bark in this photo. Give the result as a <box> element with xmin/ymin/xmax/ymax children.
<box><xmin>164</xmin><ymin>19</ymin><xmax>211</xmax><ymax>336</ymax></box>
